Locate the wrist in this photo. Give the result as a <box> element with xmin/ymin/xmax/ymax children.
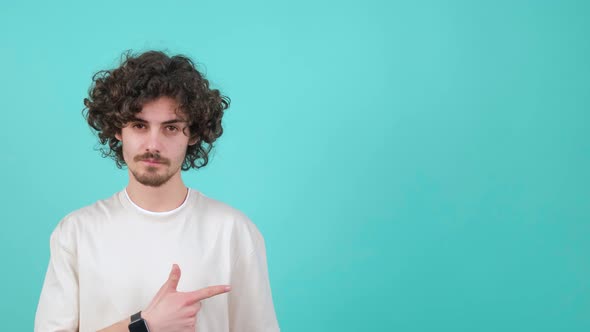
<box><xmin>141</xmin><ymin>310</ymin><xmax>151</xmax><ymax>324</ymax></box>
<box><xmin>128</xmin><ymin>311</ymin><xmax>151</xmax><ymax>332</ymax></box>
<box><xmin>143</xmin><ymin>310</ymin><xmax>155</xmax><ymax>329</ymax></box>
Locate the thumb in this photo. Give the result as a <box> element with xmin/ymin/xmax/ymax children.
<box><xmin>151</xmin><ymin>264</ymin><xmax>181</xmax><ymax>302</ymax></box>
<box><xmin>167</xmin><ymin>263</ymin><xmax>181</xmax><ymax>291</ymax></box>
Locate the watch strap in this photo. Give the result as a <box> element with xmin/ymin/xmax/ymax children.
<box><xmin>131</xmin><ymin>311</ymin><xmax>142</xmax><ymax>322</ymax></box>
<box><xmin>129</xmin><ymin>311</ymin><xmax>150</xmax><ymax>332</ymax></box>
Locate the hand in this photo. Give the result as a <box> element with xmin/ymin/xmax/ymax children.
<box><xmin>142</xmin><ymin>264</ymin><xmax>231</xmax><ymax>332</ymax></box>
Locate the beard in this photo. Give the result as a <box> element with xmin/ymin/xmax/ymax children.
<box><xmin>130</xmin><ymin>165</ymin><xmax>178</xmax><ymax>187</ymax></box>
<box><xmin>130</xmin><ymin>152</ymin><xmax>178</xmax><ymax>187</ymax></box>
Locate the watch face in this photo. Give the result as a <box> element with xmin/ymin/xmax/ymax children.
<box><xmin>129</xmin><ymin>319</ymin><xmax>150</xmax><ymax>332</ymax></box>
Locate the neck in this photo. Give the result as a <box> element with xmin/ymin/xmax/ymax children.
<box><xmin>125</xmin><ymin>171</ymin><xmax>188</xmax><ymax>212</ymax></box>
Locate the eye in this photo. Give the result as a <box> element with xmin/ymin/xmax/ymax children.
<box><xmin>131</xmin><ymin>123</ymin><xmax>146</xmax><ymax>129</ymax></box>
<box><xmin>166</xmin><ymin>125</ymin><xmax>179</xmax><ymax>132</ymax></box>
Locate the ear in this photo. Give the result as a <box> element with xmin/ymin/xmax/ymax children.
<box><xmin>115</xmin><ymin>132</ymin><xmax>122</xmax><ymax>141</ymax></box>
<box><xmin>188</xmin><ymin>136</ymin><xmax>199</xmax><ymax>146</ymax></box>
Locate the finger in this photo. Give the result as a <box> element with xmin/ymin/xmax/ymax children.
<box><xmin>155</xmin><ymin>264</ymin><xmax>181</xmax><ymax>298</ymax></box>
<box><xmin>167</xmin><ymin>264</ymin><xmax>181</xmax><ymax>291</ymax></box>
<box><xmin>186</xmin><ymin>285</ymin><xmax>231</xmax><ymax>303</ymax></box>
<box><xmin>154</xmin><ymin>264</ymin><xmax>181</xmax><ymax>298</ymax></box>
<box><xmin>154</xmin><ymin>264</ymin><xmax>180</xmax><ymax>300</ymax></box>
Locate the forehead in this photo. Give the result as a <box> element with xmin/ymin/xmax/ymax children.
<box><xmin>136</xmin><ymin>96</ymin><xmax>186</xmax><ymax>122</ymax></box>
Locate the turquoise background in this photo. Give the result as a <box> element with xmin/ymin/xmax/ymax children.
<box><xmin>1</xmin><ymin>0</ymin><xmax>589</xmax><ymax>331</ymax></box>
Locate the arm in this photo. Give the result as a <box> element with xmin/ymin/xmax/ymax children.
<box><xmin>98</xmin><ymin>264</ymin><xmax>231</xmax><ymax>332</ymax></box>
<box><xmin>97</xmin><ymin>318</ymin><xmax>131</xmax><ymax>332</ymax></box>
<box><xmin>35</xmin><ymin>222</ymin><xmax>79</xmax><ymax>332</ymax></box>
<box><xmin>36</xmin><ymin>221</ymin><xmax>229</xmax><ymax>332</ymax></box>
<box><xmin>229</xmin><ymin>235</ymin><xmax>280</xmax><ymax>332</ymax></box>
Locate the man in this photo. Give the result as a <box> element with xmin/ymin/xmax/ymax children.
<box><xmin>35</xmin><ymin>51</ymin><xmax>280</xmax><ymax>332</ymax></box>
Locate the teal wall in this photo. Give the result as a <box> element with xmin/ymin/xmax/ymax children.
<box><xmin>1</xmin><ymin>0</ymin><xmax>589</xmax><ymax>331</ymax></box>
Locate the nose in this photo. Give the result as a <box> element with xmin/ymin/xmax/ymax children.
<box><xmin>145</xmin><ymin>128</ymin><xmax>164</xmax><ymax>152</ymax></box>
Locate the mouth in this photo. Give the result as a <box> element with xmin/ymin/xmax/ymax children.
<box><xmin>142</xmin><ymin>159</ymin><xmax>164</xmax><ymax>165</ymax></box>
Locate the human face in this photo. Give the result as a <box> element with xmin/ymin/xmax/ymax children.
<box><xmin>115</xmin><ymin>96</ymin><xmax>196</xmax><ymax>187</ymax></box>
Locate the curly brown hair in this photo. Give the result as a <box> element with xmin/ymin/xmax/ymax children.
<box><xmin>83</xmin><ymin>50</ymin><xmax>230</xmax><ymax>170</ymax></box>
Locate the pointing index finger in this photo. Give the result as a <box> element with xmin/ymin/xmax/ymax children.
<box><xmin>187</xmin><ymin>285</ymin><xmax>231</xmax><ymax>303</ymax></box>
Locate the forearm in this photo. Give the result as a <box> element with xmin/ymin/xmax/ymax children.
<box><xmin>97</xmin><ymin>316</ymin><xmax>131</xmax><ymax>332</ymax></box>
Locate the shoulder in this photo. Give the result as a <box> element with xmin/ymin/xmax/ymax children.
<box><xmin>50</xmin><ymin>192</ymin><xmax>122</xmax><ymax>248</ymax></box>
<box><xmin>191</xmin><ymin>189</ymin><xmax>265</xmax><ymax>248</ymax></box>
<box><xmin>59</xmin><ymin>191</ymin><xmax>121</xmax><ymax>226</ymax></box>
<box><xmin>192</xmin><ymin>190</ymin><xmax>253</xmax><ymax>225</ymax></box>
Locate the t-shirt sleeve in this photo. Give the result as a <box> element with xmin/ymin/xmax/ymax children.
<box><xmin>228</xmin><ymin>229</ymin><xmax>280</xmax><ymax>332</ymax></box>
<box><xmin>35</xmin><ymin>220</ymin><xmax>79</xmax><ymax>332</ymax></box>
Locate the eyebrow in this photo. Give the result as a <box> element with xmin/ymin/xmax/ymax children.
<box><xmin>130</xmin><ymin>117</ymin><xmax>188</xmax><ymax>125</ymax></box>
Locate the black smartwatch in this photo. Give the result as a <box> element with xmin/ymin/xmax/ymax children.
<box><xmin>128</xmin><ymin>311</ymin><xmax>150</xmax><ymax>332</ymax></box>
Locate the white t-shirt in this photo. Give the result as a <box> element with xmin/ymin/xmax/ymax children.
<box><xmin>35</xmin><ymin>188</ymin><xmax>280</xmax><ymax>332</ymax></box>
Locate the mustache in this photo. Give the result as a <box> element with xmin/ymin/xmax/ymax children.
<box><xmin>134</xmin><ymin>152</ymin><xmax>170</xmax><ymax>165</ymax></box>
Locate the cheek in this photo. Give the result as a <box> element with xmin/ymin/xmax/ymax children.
<box><xmin>119</xmin><ymin>143</ymin><xmax>132</xmax><ymax>163</ymax></box>
<box><xmin>121</xmin><ymin>143</ymin><xmax>132</xmax><ymax>157</ymax></box>
<box><xmin>172</xmin><ymin>145</ymin><xmax>188</xmax><ymax>160</ymax></box>
<box><xmin>169</xmin><ymin>141</ymin><xmax>190</xmax><ymax>160</ymax></box>
<box><xmin>119</xmin><ymin>135</ymin><xmax>141</xmax><ymax>159</ymax></box>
